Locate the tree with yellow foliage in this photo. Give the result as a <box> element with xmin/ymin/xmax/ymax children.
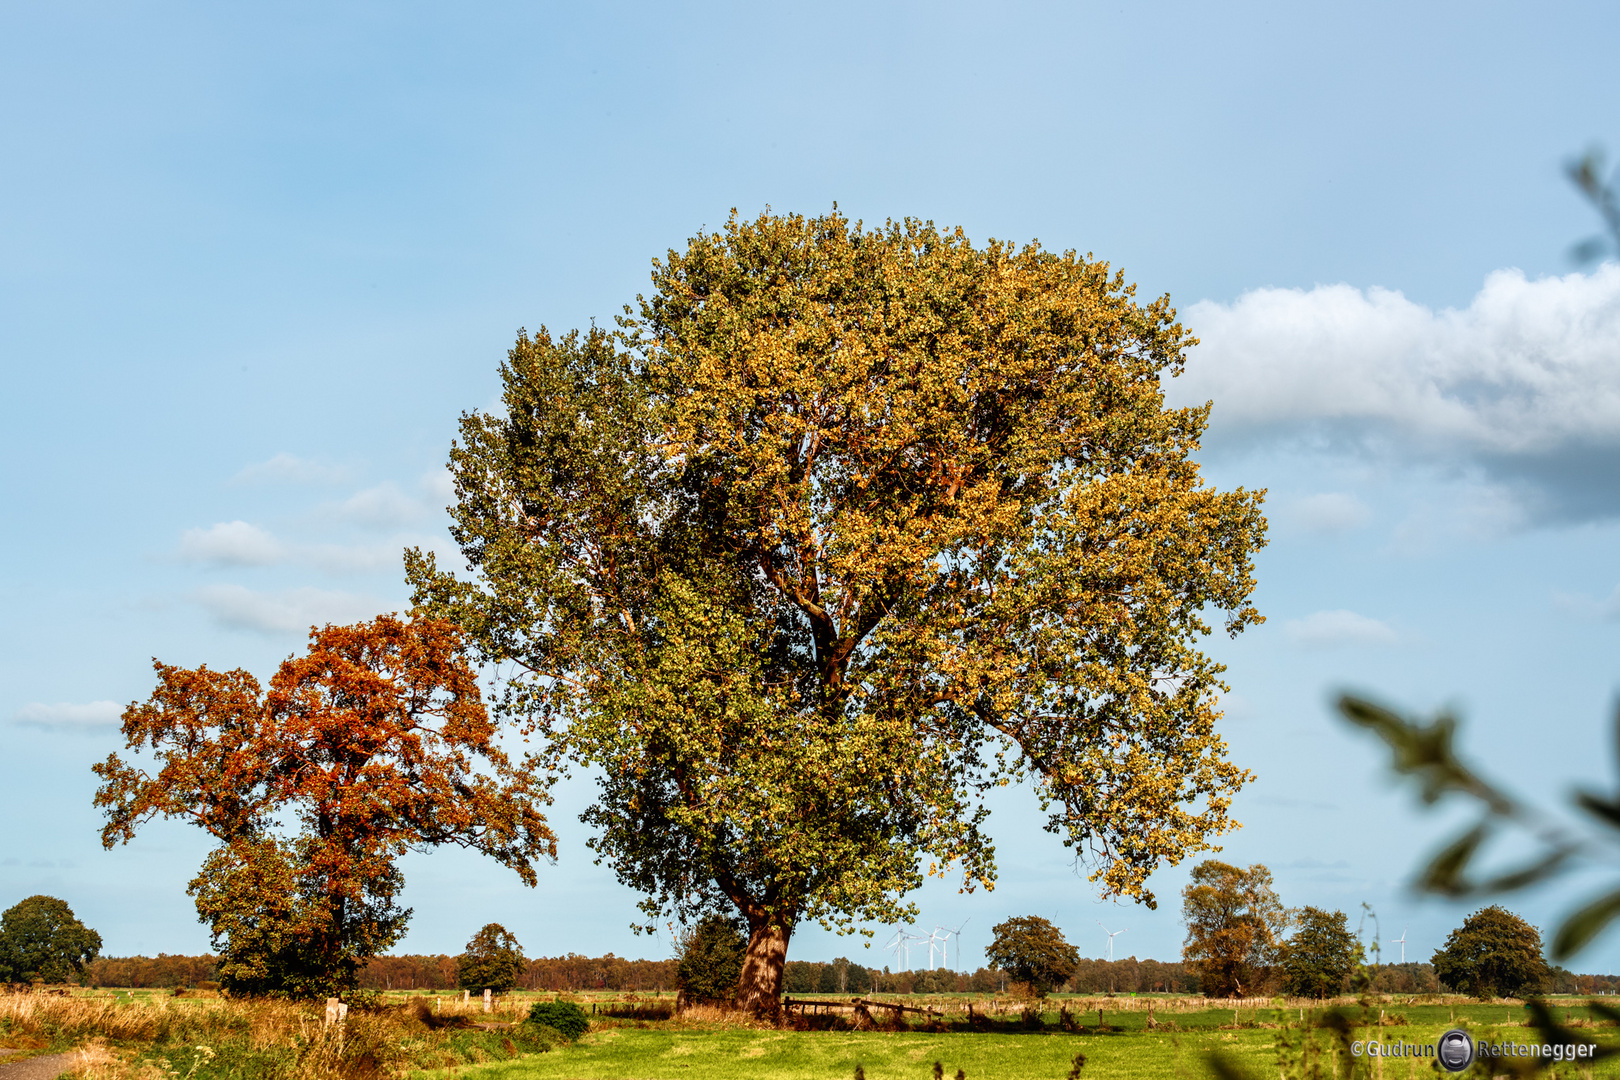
<box><xmin>409</xmin><ymin>209</ymin><xmax>1267</xmax><ymax>1013</ymax></box>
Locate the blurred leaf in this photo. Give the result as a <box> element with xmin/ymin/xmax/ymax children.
<box><xmin>1525</xmin><ymin>998</ymin><xmax>1619</xmax><ymax>1064</ymax></box>
<box><xmin>1569</xmin><ymin>237</ymin><xmax>1609</xmax><ymax>265</ymax></box>
<box><xmin>1565</xmin><ymin>144</ymin><xmax>1620</xmax><ymax>265</ymax></box>
<box><xmin>1478</xmin><ymin>849</ymin><xmax>1572</xmax><ymax>893</ymax></box>
<box><xmin>1416</xmin><ymin>822</ymin><xmax>1491</xmax><ymax>898</ymax></box>
<box><xmin>1611</xmin><ymin>702</ymin><xmax>1620</xmax><ymax>786</ymax></box>
<box><xmin>1204</xmin><ymin>1052</ymin><xmax>1262</xmax><ymax>1080</ymax></box>
<box><xmin>1574</xmin><ymin>789</ymin><xmax>1620</xmax><ymax>831</ymax></box>
<box><xmin>1552</xmin><ymin>888</ymin><xmax>1620</xmax><ymax>962</ymax></box>
<box><xmin>1566</xmin><ymin>150</ymin><xmax>1607</xmax><ymax>197</ymax></box>
<box><xmin>1337</xmin><ymin>695</ymin><xmax>1511</xmax><ymax>812</ymax></box>
<box><xmin>1586</xmin><ymin>999</ymin><xmax>1620</xmax><ymax>1025</ymax></box>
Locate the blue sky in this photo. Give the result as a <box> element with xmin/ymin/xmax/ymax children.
<box><xmin>5</xmin><ymin>0</ymin><xmax>1620</xmax><ymax>975</ymax></box>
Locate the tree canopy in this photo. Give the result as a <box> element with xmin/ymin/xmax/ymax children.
<box><xmin>458</xmin><ymin>923</ymin><xmax>527</xmax><ymax>992</ymax></box>
<box><xmin>0</xmin><ymin>896</ymin><xmax>101</xmax><ymax>984</ymax></box>
<box><xmin>1432</xmin><ymin>905</ymin><xmax>1551</xmax><ymax>999</ymax></box>
<box><xmin>984</xmin><ymin>915</ymin><xmax>1080</xmax><ymax>997</ymax></box>
<box><xmin>409</xmin><ymin>209</ymin><xmax>1267</xmax><ymax>1011</ymax></box>
<box><xmin>93</xmin><ymin>615</ymin><xmax>553</xmax><ymax>998</ymax></box>
<box><xmin>1181</xmin><ymin>860</ymin><xmax>1290</xmax><ymax>997</ymax></box>
<box><xmin>1280</xmin><ymin>906</ymin><xmax>1360</xmax><ymax>998</ymax></box>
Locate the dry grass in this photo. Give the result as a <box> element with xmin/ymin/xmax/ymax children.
<box><xmin>0</xmin><ymin>990</ymin><xmax>563</xmax><ymax>1080</ymax></box>
<box><xmin>670</xmin><ymin>1003</ymin><xmax>767</xmax><ymax>1026</ymax></box>
<box><xmin>64</xmin><ymin>1039</ymin><xmax>125</xmax><ymax>1080</ymax></box>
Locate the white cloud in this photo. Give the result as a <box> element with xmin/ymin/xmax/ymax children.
<box><xmin>1174</xmin><ymin>265</ymin><xmax>1620</xmax><ymax>520</ymax></box>
<box><xmin>1284</xmin><ymin>609</ymin><xmax>1399</xmax><ymax>648</ymax></box>
<box><xmin>1295</xmin><ymin>492</ymin><xmax>1372</xmax><ymax>535</ymax></box>
<box><xmin>319</xmin><ymin>483</ymin><xmax>426</xmax><ymax>530</ymax></box>
<box><xmin>178</xmin><ymin>523</ymin><xmax>423</xmax><ymax>576</ymax></box>
<box><xmin>420</xmin><ymin>467</ymin><xmax>455</xmax><ymax>502</ymax></box>
<box><xmin>1552</xmin><ymin>584</ymin><xmax>1620</xmax><ymax>621</ymax></box>
<box><xmin>178</xmin><ymin>521</ymin><xmax>285</xmax><ymax>566</ymax></box>
<box><xmin>1177</xmin><ymin>265</ymin><xmax>1620</xmax><ymax>451</ymax></box>
<box><xmin>231</xmin><ymin>452</ymin><xmax>350</xmax><ymax>486</ymax></box>
<box><xmin>303</xmin><ymin>542</ymin><xmax>408</xmax><ymax>574</ymax></box>
<box><xmin>193</xmin><ymin>584</ymin><xmax>390</xmax><ymax>634</ymax></box>
<box><xmin>14</xmin><ymin>700</ymin><xmax>123</xmax><ymax>730</ymax></box>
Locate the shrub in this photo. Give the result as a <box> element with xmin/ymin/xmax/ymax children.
<box><xmin>528</xmin><ymin>999</ymin><xmax>590</xmax><ymax>1041</ymax></box>
<box><xmin>676</xmin><ymin>915</ymin><xmax>746</xmax><ymax>1005</ymax></box>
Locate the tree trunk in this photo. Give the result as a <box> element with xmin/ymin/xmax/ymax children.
<box><xmin>736</xmin><ymin>920</ymin><xmax>791</xmax><ymax>1017</ymax></box>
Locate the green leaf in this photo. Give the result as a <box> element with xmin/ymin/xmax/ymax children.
<box><xmin>1416</xmin><ymin>821</ymin><xmax>1490</xmax><ymax>898</ymax></box>
<box><xmin>1552</xmin><ymin>888</ymin><xmax>1620</xmax><ymax>961</ymax></box>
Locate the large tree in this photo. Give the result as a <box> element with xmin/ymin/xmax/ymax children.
<box><xmin>94</xmin><ymin>615</ymin><xmax>553</xmax><ymax>998</ymax></box>
<box><xmin>458</xmin><ymin>923</ymin><xmax>527</xmax><ymax>992</ymax></box>
<box><xmin>985</xmin><ymin>915</ymin><xmax>1081</xmax><ymax>997</ymax></box>
<box><xmin>409</xmin><ymin>209</ymin><xmax>1267</xmax><ymax>1012</ymax></box>
<box><xmin>0</xmin><ymin>896</ymin><xmax>102</xmax><ymax>984</ymax></box>
<box><xmin>1432</xmin><ymin>905</ymin><xmax>1551</xmax><ymax>999</ymax></box>
<box><xmin>1181</xmin><ymin>860</ymin><xmax>1290</xmax><ymax>997</ymax></box>
<box><xmin>1280</xmin><ymin>906</ymin><xmax>1360</xmax><ymax>998</ymax></box>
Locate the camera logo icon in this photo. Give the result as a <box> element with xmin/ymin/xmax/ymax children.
<box><xmin>1438</xmin><ymin>1029</ymin><xmax>1475</xmax><ymax>1072</ymax></box>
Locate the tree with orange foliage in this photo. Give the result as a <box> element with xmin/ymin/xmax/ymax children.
<box><xmin>94</xmin><ymin>615</ymin><xmax>554</xmax><ymax>999</ymax></box>
<box><xmin>1180</xmin><ymin>860</ymin><xmax>1290</xmax><ymax>998</ymax></box>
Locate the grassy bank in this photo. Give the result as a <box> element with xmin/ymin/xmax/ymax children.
<box><xmin>0</xmin><ymin>991</ymin><xmax>564</xmax><ymax>1080</ymax></box>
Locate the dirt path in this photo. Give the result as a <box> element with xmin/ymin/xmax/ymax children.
<box><xmin>0</xmin><ymin>1048</ymin><xmax>75</xmax><ymax>1080</ymax></box>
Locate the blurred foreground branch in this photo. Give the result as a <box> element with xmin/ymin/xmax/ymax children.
<box><xmin>1567</xmin><ymin>147</ymin><xmax>1620</xmax><ymax>264</ymax></box>
<box><xmin>1339</xmin><ymin>694</ymin><xmax>1620</xmax><ymax>962</ymax></box>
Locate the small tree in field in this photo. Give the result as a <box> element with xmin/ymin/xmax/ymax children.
<box><xmin>94</xmin><ymin>615</ymin><xmax>554</xmax><ymax>998</ymax></box>
<box><xmin>409</xmin><ymin>209</ymin><xmax>1268</xmax><ymax>1012</ymax></box>
<box><xmin>0</xmin><ymin>896</ymin><xmax>101</xmax><ymax>984</ymax></box>
<box><xmin>985</xmin><ymin>916</ymin><xmax>1080</xmax><ymax>997</ymax></box>
<box><xmin>458</xmin><ymin>923</ymin><xmax>526</xmax><ymax>992</ymax></box>
<box><xmin>1432</xmin><ymin>906</ymin><xmax>1550</xmax><ymax>999</ymax></box>
<box><xmin>676</xmin><ymin>915</ymin><xmax>747</xmax><ymax>1007</ymax></box>
<box><xmin>1181</xmin><ymin>860</ymin><xmax>1289</xmax><ymax>997</ymax></box>
<box><xmin>1280</xmin><ymin>906</ymin><xmax>1360</xmax><ymax>998</ymax></box>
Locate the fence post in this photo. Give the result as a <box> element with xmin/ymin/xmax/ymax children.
<box><xmin>483</xmin><ymin>988</ymin><xmax>492</xmax><ymax>1013</ymax></box>
<box><xmin>325</xmin><ymin>997</ymin><xmax>340</xmax><ymax>1026</ymax></box>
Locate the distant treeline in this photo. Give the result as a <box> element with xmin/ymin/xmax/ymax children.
<box><xmin>360</xmin><ymin>954</ymin><xmax>682</xmax><ymax>992</ymax></box>
<box><xmin>82</xmin><ymin>953</ymin><xmax>1620</xmax><ymax>996</ymax></box>
<box><xmin>785</xmin><ymin>958</ymin><xmax>1196</xmax><ymax>995</ymax></box>
<box><xmin>87</xmin><ymin>955</ymin><xmax>219</xmax><ymax>989</ymax></box>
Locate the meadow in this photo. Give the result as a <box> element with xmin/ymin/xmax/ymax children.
<box><xmin>427</xmin><ymin>995</ymin><xmax>1620</xmax><ymax>1080</ymax></box>
<box><xmin>1</xmin><ymin>990</ymin><xmax>1615</xmax><ymax>1080</ymax></box>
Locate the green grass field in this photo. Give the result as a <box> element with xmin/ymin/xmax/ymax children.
<box><xmin>410</xmin><ymin>1000</ymin><xmax>1620</xmax><ymax>1080</ymax></box>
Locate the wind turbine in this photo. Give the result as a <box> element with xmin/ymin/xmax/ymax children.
<box><xmin>1393</xmin><ymin>928</ymin><xmax>1408</xmax><ymax>965</ymax></box>
<box><xmin>1098</xmin><ymin>922</ymin><xmax>1128</xmax><ymax>962</ymax></box>
<box><xmin>886</xmin><ymin>928</ymin><xmax>926</xmax><ymax>971</ymax></box>
<box><xmin>940</xmin><ymin>919</ymin><xmax>970</xmax><ymax>971</ymax></box>
<box><xmin>884</xmin><ymin>929</ymin><xmax>908</xmax><ymax>972</ymax></box>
